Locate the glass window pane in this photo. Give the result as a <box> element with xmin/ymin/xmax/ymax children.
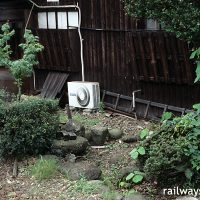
<box><xmin>57</xmin><ymin>12</ymin><xmax>67</xmax><ymax>29</ymax></box>
<box><xmin>48</xmin><ymin>12</ymin><xmax>56</xmax><ymax>29</ymax></box>
<box><xmin>68</xmin><ymin>12</ymin><xmax>79</xmax><ymax>28</ymax></box>
<box><xmin>146</xmin><ymin>19</ymin><xmax>159</xmax><ymax>30</ymax></box>
<box><xmin>38</xmin><ymin>12</ymin><xmax>47</xmax><ymax>29</ymax></box>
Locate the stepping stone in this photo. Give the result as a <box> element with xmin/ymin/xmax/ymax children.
<box><xmin>108</xmin><ymin>128</ymin><xmax>123</xmax><ymax>140</ymax></box>
<box><xmin>52</xmin><ymin>136</ymin><xmax>88</xmax><ymax>156</ymax></box>
<box><xmin>91</xmin><ymin>126</ymin><xmax>108</xmax><ymax>145</ymax></box>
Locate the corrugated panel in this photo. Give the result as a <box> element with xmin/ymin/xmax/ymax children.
<box><xmin>40</xmin><ymin>72</ymin><xmax>69</xmax><ymax>99</ymax></box>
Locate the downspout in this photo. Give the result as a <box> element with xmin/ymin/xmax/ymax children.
<box><xmin>27</xmin><ymin>0</ymin><xmax>85</xmax><ymax>82</ymax></box>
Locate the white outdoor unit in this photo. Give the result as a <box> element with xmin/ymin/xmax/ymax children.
<box><xmin>68</xmin><ymin>82</ymin><xmax>100</xmax><ymax>109</ymax></box>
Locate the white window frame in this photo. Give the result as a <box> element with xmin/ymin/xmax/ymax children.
<box><xmin>47</xmin><ymin>12</ymin><xmax>56</xmax><ymax>29</ymax></box>
<box><xmin>38</xmin><ymin>12</ymin><xmax>48</xmax><ymax>29</ymax></box>
<box><xmin>38</xmin><ymin>11</ymin><xmax>79</xmax><ymax>30</ymax></box>
<box><xmin>57</xmin><ymin>12</ymin><xmax>68</xmax><ymax>29</ymax></box>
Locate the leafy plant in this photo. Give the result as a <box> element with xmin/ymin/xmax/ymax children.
<box><xmin>161</xmin><ymin>112</ymin><xmax>173</xmax><ymax>122</ymax></box>
<box><xmin>140</xmin><ymin>128</ymin><xmax>149</xmax><ymax>140</ymax></box>
<box><xmin>130</xmin><ymin>146</ymin><xmax>145</xmax><ymax>159</ymax></box>
<box><xmin>98</xmin><ymin>101</ymin><xmax>105</xmax><ymax>113</ymax></box>
<box><xmin>103</xmin><ymin>191</ymin><xmax>119</xmax><ymax>200</ymax></box>
<box><xmin>68</xmin><ymin>177</ymin><xmax>101</xmax><ymax>197</ymax></box>
<box><xmin>73</xmin><ymin>113</ymin><xmax>100</xmax><ymax>127</ymax></box>
<box><xmin>0</xmin><ymin>23</ymin><xmax>43</xmax><ymax>100</ymax></box>
<box><xmin>30</xmin><ymin>156</ymin><xmax>59</xmax><ymax>181</ymax></box>
<box><xmin>136</xmin><ymin>110</ymin><xmax>200</xmax><ymax>188</ymax></box>
<box><xmin>123</xmin><ymin>0</ymin><xmax>200</xmax><ymax>46</ymax></box>
<box><xmin>126</xmin><ymin>170</ymin><xmax>144</xmax><ymax>184</ymax></box>
<box><xmin>0</xmin><ymin>97</ymin><xmax>59</xmax><ymax>158</ymax></box>
<box><xmin>190</xmin><ymin>47</ymin><xmax>200</xmax><ymax>83</ymax></box>
<box><xmin>0</xmin><ymin>23</ymin><xmax>15</xmax><ymax>67</ymax></box>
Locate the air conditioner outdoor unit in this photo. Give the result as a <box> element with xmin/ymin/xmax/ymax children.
<box><xmin>68</xmin><ymin>81</ymin><xmax>100</xmax><ymax>109</ymax></box>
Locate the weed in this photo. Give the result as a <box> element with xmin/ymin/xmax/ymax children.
<box><xmin>29</xmin><ymin>156</ymin><xmax>59</xmax><ymax>181</ymax></box>
<box><xmin>59</xmin><ymin>111</ymin><xmax>68</xmax><ymax>124</ymax></box>
<box><xmin>103</xmin><ymin>191</ymin><xmax>119</xmax><ymax>200</ymax></box>
<box><xmin>102</xmin><ymin>164</ymin><xmax>120</xmax><ymax>189</ymax></box>
<box><xmin>98</xmin><ymin>101</ymin><xmax>105</xmax><ymax>113</ymax></box>
<box><xmin>68</xmin><ymin>177</ymin><xmax>101</xmax><ymax>197</ymax></box>
<box><xmin>73</xmin><ymin>113</ymin><xmax>100</xmax><ymax>127</ymax></box>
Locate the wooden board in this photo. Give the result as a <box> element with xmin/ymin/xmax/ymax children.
<box><xmin>40</xmin><ymin>72</ymin><xmax>69</xmax><ymax>99</ymax></box>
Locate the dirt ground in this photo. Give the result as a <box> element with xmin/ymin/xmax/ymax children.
<box><xmin>0</xmin><ymin>110</ymin><xmax>178</xmax><ymax>200</ymax></box>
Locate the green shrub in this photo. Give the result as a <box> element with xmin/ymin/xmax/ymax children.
<box><xmin>0</xmin><ymin>89</ymin><xmax>16</xmax><ymax>103</ymax></box>
<box><xmin>30</xmin><ymin>156</ymin><xmax>59</xmax><ymax>181</ymax></box>
<box><xmin>135</xmin><ymin>109</ymin><xmax>200</xmax><ymax>188</ymax></box>
<box><xmin>0</xmin><ymin>97</ymin><xmax>59</xmax><ymax>157</ymax></box>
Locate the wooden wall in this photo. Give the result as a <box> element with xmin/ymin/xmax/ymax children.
<box><xmin>1</xmin><ymin>0</ymin><xmax>199</xmax><ymax>109</ymax></box>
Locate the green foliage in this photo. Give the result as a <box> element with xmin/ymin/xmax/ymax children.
<box><xmin>0</xmin><ymin>97</ymin><xmax>59</xmax><ymax>158</ymax></box>
<box><xmin>98</xmin><ymin>101</ymin><xmax>105</xmax><ymax>113</ymax></box>
<box><xmin>190</xmin><ymin>47</ymin><xmax>200</xmax><ymax>83</ymax></box>
<box><xmin>136</xmin><ymin>111</ymin><xmax>200</xmax><ymax>187</ymax></box>
<box><xmin>123</xmin><ymin>0</ymin><xmax>200</xmax><ymax>45</ymax></box>
<box><xmin>0</xmin><ymin>23</ymin><xmax>15</xmax><ymax>67</ymax></box>
<box><xmin>140</xmin><ymin>128</ymin><xmax>149</xmax><ymax>140</ymax></box>
<box><xmin>161</xmin><ymin>112</ymin><xmax>173</xmax><ymax>122</ymax></box>
<box><xmin>130</xmin><ymin>146</ymin><xmax>145</xmax><ymax>159</ymax></box>
<box><xmin>59</xmin><ymin>111</ymin><xmax>68</xmax><ymax>124</ymax></box>
<box><xmin>30</xmin><ymin>156</ymin><xmax>59</xmax><ymax>181</ymax></box>
<box><xmin>103</xmin><ymin>191</ymin><xmax>119</xmax><ymax>200</ymax></box>
<box><xmin>0</xmin><ymin>89</ymin><xmax>16</xmax><ymax>103</ymax></box>
<box><xmin>9</xmin><ymin>30</ymin><xmax>43</xmax><ymax>88</ymax></box>
<box><xmin>0</xmin><ymin>23</ymin><xmax>43</xmax><ymax>100</ymax></box>
<box><xmin>73</xmin><ymin>113</ymin><xmax>100</xmax><ymax>127</ymax></box>
<box><xmin>68</xmin><ymin>177</ymin><xmax>101</xmax><ymax>196</ymax></box>
<box><xmin>126</xmin><ymin>171</ymin><xmax>144</xmax><ymax>184</ymax></box>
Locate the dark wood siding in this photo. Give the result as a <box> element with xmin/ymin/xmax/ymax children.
<box><xmin>1</xmin><ymin>0</ymin><xmax>199</xmax><ymax>109</ymax></box>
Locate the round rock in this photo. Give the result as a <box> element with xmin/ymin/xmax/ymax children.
<box><xmin>65</xmin><ymin>119</ymin><xmax>85</xmax><ymax>137</ymax></box>
<box><xmin>122</xmin><ymin>135</ymin><xmax>139</xmax><ymax>143</ymax></box>
<box><xmin>84</xmin><ymin>128</ymin><xmax>92</xmax><ymax>141</ymax></box>
<box><xmin>108</xmin><ymin>128</ymin><xmax>123</xmax><ymax>140</ymax></box>
<box><xmin>60</xmin><ymin>161</ymin><xmax>102</xmax><ymax>181</ymax></box>
<box><xmin>52</xmin><ymin>136</ymin><xmax>88</xmax><ymax>156</ymax></box>
<box><xmin>91</xmin><ymin>126</ymin><xmax>108</xmax><ymax>145</ymax></box>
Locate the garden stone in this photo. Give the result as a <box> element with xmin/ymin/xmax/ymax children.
<box><xmin>125</xmin><ymin>192</ymin><xmax>147</xmax><ymax>200</ymax></box>
<box><xmin>65</xmin><ymin>119</ymin><xmax>85</xmax><ymax>137</ymax></box>
<box><xmin>122</xmin><ymin>135</ymin><xmax>139</xmax><ymax>143</ymax></box>
<box><xmin>176</xmin><ymin>197</ymin><xmax>198</xmax><ymax>200</ymax></box>
<box><xmin>52</xmin><ymin>136</ymin><xmax>88</xmax><ymax>156</ymax></box>
<box><xmin>85</xmin><ymin>128</ymin><xmax>92</xmax><ymax>141</ymax></box>
<box><xmin>91</xmin><ymin>126</ymin><xmax>108</xmax><ymax>145</ymax></box>
<box><xmin>56</xmin><ymin>130</ymin><xmax>77</xmax><ymax>140</ymax></box>
<box><xmin>60</xmin><ymin>161</ymin><xmax>102</xmax><ymax>181</ymax></box>
<box><xmin>108</xmin><ymin>128</ymin><xmax>123</xmax><ymax>140</ymax></box>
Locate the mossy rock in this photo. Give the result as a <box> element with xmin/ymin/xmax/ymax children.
<box><xmin>52</xmin><ymin>136</ymin><xmax>88</xmax><ymax>156</ymax></box>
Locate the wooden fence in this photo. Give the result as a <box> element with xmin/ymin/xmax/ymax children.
<box><xmin>2</xmin><ymin>0</ymin><xmax>199</xmax><ymax>111</ymax></box>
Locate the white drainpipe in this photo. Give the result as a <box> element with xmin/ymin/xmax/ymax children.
<box><xmin>27</xmin><ymin>0</ymin><xmax>85</xmax><ymax>83</ymax></box>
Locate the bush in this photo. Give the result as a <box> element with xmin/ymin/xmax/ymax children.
<box><xmin>130</xmin><ymin>108</ymin><xmax>200</xmax><ymax>188</ymax></box>
<box><xmin>0</xmin><ymin>97</ymin><xmax>59</xmax><ymax>157</ymax></box>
